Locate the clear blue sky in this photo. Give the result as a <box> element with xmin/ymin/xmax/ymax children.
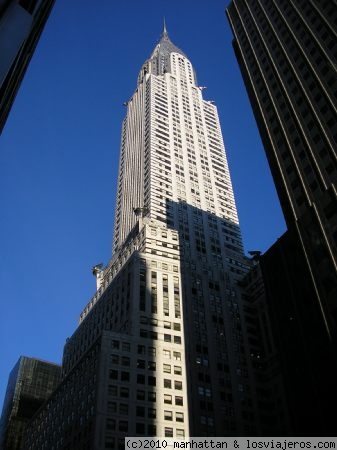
<box><xmin>0</xmin><ymin>0</ymin><xmax>285</xmax><ymax>407</ymax></box>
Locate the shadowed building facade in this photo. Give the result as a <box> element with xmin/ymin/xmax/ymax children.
<box><xmin>259</xmin><ymin>229</ymin><xmax>337</xmax><ymax>435</ymax></box>
<box><xmin>227</xmin><ymin>0</ymin><xmax>337</xmax><ymax>435</ymax></box>
<box><xmin>0</xmin><ymin>356</ymin><xmax>61</xmax><ymax>450</ymax></box>
<box><xmin>0</xmin><ymin>0</ymin><xmax>55</xmax><ymax>133</ymax></box>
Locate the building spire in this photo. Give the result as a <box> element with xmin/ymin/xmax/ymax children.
<box><xmin>138</xmin><ymin>21</ymin><xmax>191</xmax><ymax>85</ymax></box>
<box><xmin>162</xmin><ymin>17</ymin><xmax>168</xmax><ymax>37</ymax></box>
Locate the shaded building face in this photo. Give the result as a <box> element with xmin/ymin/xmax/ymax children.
<box><xmin>260</xmin><ymin>229</ymin><xmax>337</xmax><ymax>435</ymax></box>
<box><xmin>0</xmin><ymin>0</ymin><xmax>55</xmax><ymax>133</ymax></box>
<box><xmin>226</xmin><ymin>0</ymin><xmax>337</xmax><ymax>349</ymax></box>
<box><xmin>0</xmin><ymin>357</ymin><xmax>61</xmax><ymax>450</ymax></box>
<box><xmin>227</xmin><ymin>0</ymin><xmax>337</xmax><ymax>224</ymax></box>
<box><xmin>227</xmin><ymin>0</ymin><xmax>337</xmax><ymax>435</ymax></box>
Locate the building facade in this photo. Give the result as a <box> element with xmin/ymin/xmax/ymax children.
<box><xmin>0</xmin><ymin>0</ymin><xmax>55</xmax><ymax>133</ymax></box>
<box><xmin>226</xmin><ymin>0</ymin><xmax>337</xmax><ymax>339</ymax></box>
<box><xmin>23</xmin><ymin>27</ymin><xmax>288</xmax><ymax>448</ymax></box>
<box><xmin>0</xmin><ymin>356</ymin><xmax>61</xmax><ymax>450</ymax></box>
<box><xmin>227</xmin><ymin>0</ymin><xmax>337</xmax><ymax>435</ymax></box>
<box><xmin>259</xmin><ymin>229</ymin><xmax>337</xmax><ymax>435</ymax></box>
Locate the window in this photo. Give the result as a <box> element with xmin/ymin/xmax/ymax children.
<box><xmin>121</xmin><ymin>371</ymin><xmax>129</xmax><ymax>381</ymax></box>
<box><xmin>137</xmin><ymin>390</ymin><xmax>145</xmax><ymax>401</ymax></box>
<box><xmin>108</xmin><ymin>385</ymin><xmax>117</xmax><ymax>396</ymax></box>
<box><xmin>176</xmin><ymin>412</ymin><xmax>184</xmax><ymax>422</ymax></box>
<box><xmin>164</xmin><ymin>334</ymin><xmax>172</xmax><ymax>342</ymax></box>
<box><xmin>106</xmin><ymin>418</ymin><xmax>116</xmax><ymax>431</ymax></box>
<box><xmin>148</xmin><ymin>376</ymin><xmax>156</xmax><ymax>386</ymax></box>
<box><xmin>119</xmin><ymin>421</ymin><xmax>128</xmax><ymax>432</ymax></box>
<box><xmin>109</xmin><ymin>370</ymin><xmax>118</xmax><ymax>380</ymax></box>
<box><xmin>148</xmin><ymin>392</ymin><xmax>156</xmax><ymax>402</ymax></box>
<box><xmin>148</xmin><ymin>361</ymin><xmax>156</xmax><ymax>371</ymax></box>
<box><xmin>173</xmin><ymin>351</ymin><xmax>181</xmax><ymax>361</ymax></box>
<box><xmin>120</xmin><ymin>387</ymin><xmax>129</xmax><ymax>398</ymax></box>
<box><xmin>138</xmin><ymin>345</ymin><xmax>146</xmax><ymax>354</ymax></box>
<box><xmin>137</xmin><ymin>406</ymin><xmax>145</xmax><ymax>417</ymax></box>
<box><xmin>112</xmin><ymin>340</ymin><xmax>119</xmax><ymax>349</ymax></box>
<box><xmin>148</xmin><ymin>424</ymin><xmax>156</xmax><ymax>435</ymax></box>
<box><xmin>164</xmin><ymin>379</ymin><xmax>172</xmax><ymax>388</ymax></box>
<box><xmin>137</xmin><ymin>359</ymin><xmax>145</xmax><ymax>369</ymax></box>
<box><xmin>175</xmin><ymin>396</ymin><xmax>183</xmax><ymax>406</ymax></box>
<box><xmin>121</xmin><ymin>356</ymin><xmax>130</xmax><ymax>366</ymax></box>
<box><xmin>164</xmin><ymin>410</ymin><xmax>173</xmax><ymax>421</ymax></box>
<box><xmin>122</xmin><ymin>342</ymin><xmax>130</xmax><ymax>352</ymax></box>
<box><xmin>149</xmin><ymin>331</ymin><xmax>158</xmax><ymax>340</ymax></box>
<box><xmin>165</xmin><ymin>427</ymin><xmax>173</xmax><ymax>437</ymax></box>
<box><xmin>174</xmin><ymin>366</ymin><xmax>182</xmax><ymax>375</ymax></box>
<box><xmin>111</xmin><ymin>354</ymin><xmax>119</xmax><ymax>364</ymax></box>
<box><xmin>148</xmin><ymin>347</ymin><xmax>156</xmax><ymax>356</ymax></box>
<box><xmin>163</xmin><ymin>350</ymin><xmax>171</xmax><ymax>359</ymax></box>
<box><xmin>119</xmin><ymin>404</ymin><xmax>128</xmax><ymax>415</ymax></box>
<box><xmin>164</xmin><ymin>394</ymin><xmax>172</xmax><ymax>404</ymax></box>
<box><xmin>175</xmin><ymin>381</ymin><xmax>183</xmax><ymax>390</ymax></box>
<box><xmin>137</xmin><ymin>374</ymin><xmax>145</xmax><ymax>384</ymax></box>
<box><xmin>177</xmin><ymin>429</ymin><xmax>185</xmax><ymax>438</ymax></box>
<box><xmin>163</xmin><ymin>364</ymin><xmax>171</xmax><ymax>373</ymax></box>
<box><xmin>148</xmin><ymin>408</ymin><xmax>156</xmax><ymax>419</ymax></box>
<box><xmin>107</xmin><ymin>401</ymin><xmax>117</xmax><ymax>413</ymax></box>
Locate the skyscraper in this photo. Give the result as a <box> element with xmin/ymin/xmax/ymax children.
<box><xmin>226</xmin><ymin>0</ymin><xmax>337</xmax><ymax>336</ymax></box>
<box><xmin>107</xmin><ymin>24</ymin><xmax>272</xmax><ymax>435</ymax></box>
<box><xmin>0</xmin><ymin>356</ymin><xmax>61</xmax><ymax>450</ymax></box>
<box><xmin>0</xmin><ymin>0</ymin><xmax>55</xmax><ymax>134</ymax></box>
<box><xmin>23</xmin><ymin>26</ymin><xmax>287</xmax><ymax>447</ymax></box>
<box><xmin>226</xmin><ymin>0</ymin><xmax>337</xmax><ymax>435</ymax></box>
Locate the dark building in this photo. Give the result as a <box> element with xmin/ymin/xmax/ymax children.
<box><xmin>238</xmin><ymin>262</ymin><xmax>290</xmax><ymax>435</ymax></box>
<box><xmin>260</xmin><ymin>230</ymin><xmax>337</xmax><ymax>435</ymax></box>
<box><xmin>0</xmin><ymin>0</ymin><xmax>55</xmax><ymax>133</ymax></box>
<box><xmin>0</xmin><ymin>356</ymin><xmax>61</xmax><ymax>450</ymax></box>
<box><xmin>227</xmin><ymin>0</ymin><xmax>337</xmax><ymax>435</ymax></box>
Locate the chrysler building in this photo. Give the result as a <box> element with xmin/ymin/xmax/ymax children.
<box><xmin>24</xmin><ymin>26</ymin><xmax>286</xmax><ymax>448</ymax></box>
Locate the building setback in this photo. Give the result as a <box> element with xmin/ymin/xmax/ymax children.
<box><xmin>0</xmin><ymin>0</ymin><xmax>55</xmax><ymax>134</ymax></box>
<box><xmin>23</xmin><ymin>26</ymin><xmax>289</xmax><ymax>448</ymax></box>
<box><xmin>227</xmin><ymin>0</ymin><xmax>337</xmax><ymax>435</ymax></box>
<box><xmin>0</xmin><ymin>356</ymin><xmax>61</xmax><ymax>450</ymax></box>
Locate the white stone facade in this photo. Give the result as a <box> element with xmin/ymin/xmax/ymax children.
<box><xmin>113</xmin><ymin>29</ymin><xmax>241</xmax><ymax>255</ymax></box>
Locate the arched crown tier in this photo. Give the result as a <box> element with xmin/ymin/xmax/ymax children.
<box><xmin>137</xmin><ymin>23</ymin><xmax>196</xmax><ymax>85</ymax></box>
